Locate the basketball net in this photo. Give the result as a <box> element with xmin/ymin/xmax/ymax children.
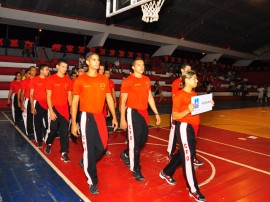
<box><xmin>141</xmin><ymin>0</ymin><xmax>165</xmax><ymax>23</ymax></box>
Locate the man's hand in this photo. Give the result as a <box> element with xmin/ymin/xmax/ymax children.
<box><xmin>7</xmin><ymin>99</ymin><xmax>11</xmax><ymax>106</ymax></box>
<box><xmin>155</xmin><ymin>114</ymin><xmax>161</xmax><ymax>125</ymax></box>
<box><xmin>112</xmin><ymin>117</ymin><xmax>118</xmax><ymax>131</ymax></box>
<box><xmin>71</xmin><ymin>123</ymin><xmax>80</xmax><ymax>137</ymax></box>
<box><xmin>50</xmin><ymin>110</ymin><xmax>57</xmax><ymax>121</ymax></box>
<box><xmin>120</xmin><ymin>119</ymin><xmax>127</xmax><ymax>131</ymax></box>
<box><xmin>21</xmin><ymin>105</ymin><xmax>25</xmax><ymax>111</ymax></box>
<box><xmin>31</xmin><ymin>107</ymin><xmax>37</xmax><ymax>115</ymax></box>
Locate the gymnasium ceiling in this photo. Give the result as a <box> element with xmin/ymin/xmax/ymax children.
<box><xmin>1</xmin><ymin>0</ymin><xmax>270</xmax><ymax>58</ymax></box>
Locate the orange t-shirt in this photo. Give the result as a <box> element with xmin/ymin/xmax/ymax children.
<box><xmin>173</xmin><ymin>89</ymin><xmax>200</xmax><ymax>126</ymax></box>
<box><xmin>109</xmin><ymin>79</ymin><xmax>115</xmax><ymax>94</ymax></box>
<box><xmin>21</xmin><ymin>78</ymin><xmax>32</xmax><ymax>99</ymax></box>
<box><xmin>73</xmin><ymin>73</ymin><xmax>110</xmax><ymax>113</ymax></box>
<box><xmin>46</xmin><ymin>74</ymin><xmax>72</xmax><ymax>107</ymax></box>
<box><xmin>171</xmin><ymin>78</ymin><xmax>182</xmax><ymax>95</ymax></box>
<box><xmin>10</xmin><ymin>80</ymin><xmax>21</xmax><ymax>94</ymax></box>
<box><xmin>121</xmin><ymin>74</ymin><xmax>151</xmax><ymax>110</ymax></box>
<box><xmin>30</xmin><ymin>76</ymin><xmax>48</xmax><ymax>109</ymax></box>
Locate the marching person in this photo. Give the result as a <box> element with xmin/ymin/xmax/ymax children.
<box><xmin>44</xmin><ymin>59</ymin><xmax>72</xmax><ymax>162</ymax></box>
<box><xmin>71</xmin><ymin>52</ymin><xmax>118</xmax><ymax>194</ymax></box>
<box><xmin>29</xmin><ymin>64</ymin><xmax>50</xmax><ymax>148</ymax></box>
<box><xmin>159</xmin><ymin>70</ymin><xmax>214</xmax><ymax>202</ymax></box>
<box><xmin>20</xmin><ymin>66</ymin><xmax>37</xmax><ymax>139</ymax></box>
<box><xmin>7</xmin><ymin>72</ymin><xmax>22</xmax><ymax>126</ymax></box>
<box><xmin>120</xmin><ymin>58</ymin><xmax>160</xmax><ymax>181</ymax></box>
<box><xmin>167</xmin><ymin>64</ymin><xmax>191</xmax><ymax>158</ymax></box>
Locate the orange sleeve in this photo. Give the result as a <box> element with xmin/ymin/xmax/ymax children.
<box><xmin>105</xmin><ymin>78</ymin><xmax>110</xmax><ymax>93</ymax></box>
<box><xmin>120</xmin><ymin>79</ymin><xmax>130</xmax><ymax>93</ymax></box>
<box><xmin>72</xmin><ymin>78</ymin><xmax>81</xmax><ymax>95</ymax></box>
<box><xmin>67</xmin><ymin>77</ymin><xmax>73</xmax><ymax>91</ymax></box>
<box><xmin>172</xmin><ymin>92</ymin><xmax>182</xmax><ymax>112</ymax></box>
<box><xmin>46</xmin><ymin>76</ymin><xmax>53</xmax><ymax>90</ymax></box>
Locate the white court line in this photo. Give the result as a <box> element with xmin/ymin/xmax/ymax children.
<box><xmin>158</xmin><ymin>126</ymin><xmax>270</xmax><ymax>157</ymax></box>
<box><xmin>198</xmin><ymin>137</ymin><xmax>270</xmax><ymax>157</ymax></box>
<box><xmin>2</xmin><ymin>112</ymin><xmax>91</xmax><ymax>202</ymax></box>
<box><xmin>197</xmin><ymin>150</ymin><xmax>270</xmax><ymax>175</ymax></box>
<box><xmin>148</xmin><ymin>134</ymin><xmax>270</xmax><ymax>176</ymax></box>
<box><xmin>108</xmin><ymin>142</ymin><xmax>216</xmax><ymax>187</ymax></box>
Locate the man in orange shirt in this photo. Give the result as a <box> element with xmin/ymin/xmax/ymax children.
<box><xmin>44</xmin><ymin>59</ymin><xmax>73</xmax><ymax>162</ymax></box>
<box><xmin>20</xmin><ymin>66</ymin><xmax>37</xmax><ymax>139</ymax></box>
<box><xmin>71</xmin><ymin>52</ymin><xmax>118</xmax><ymax>194</ymax></box>
<box><xmin>120</xmin><ymin>58</ymin><xmax>161</xmax><ymax>181</ymax></box>
<box><xmin>7</xmin><ymin>72</ymin><xmax>22</xmax><ymax>126</ymax></box>
<box><xmin>167</xmin><ymin>63</ymin><xmax>191</xmax><ymax>158</ymax></box>
<box><xmin>30</xmin><ymin>64</ymin><xmax>50</xmax><ymax>148</ymax></box>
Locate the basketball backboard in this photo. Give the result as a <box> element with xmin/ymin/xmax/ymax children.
<box><xmin>106</xmin><ymin>0</ymin><xmax>152</xmax><ymax>18</ymax></box>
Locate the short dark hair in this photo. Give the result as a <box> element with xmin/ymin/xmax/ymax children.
<box><xmin>29</xmin><ymin>66</ymin><xmax>36</xmax><ymax>71</ymax></box>
<box><xmin>85</xmin><ymin>52</ymin><xmax>99</xmax><ymax>60</ymax></box>
<box><xmin>181</xmin><ymin>63</ymin><xmax>191</xmax><ymax>70</ymax></box>
<box><xmin>132</xmin><ymin>57</ymin><xmax>144</xmax><ymax>66</ymax></box>
<box><xmin>57</xmin><ymin>59</ymin><xmax>68</xmax><ymax>66</ymax></box>
<box><xmin>39</xmin><ymin>64</ymin><xmax>48</xmax><ymax>70</ymax></box>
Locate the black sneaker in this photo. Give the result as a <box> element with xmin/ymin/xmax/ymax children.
<box><xmin>79</xmin><ymin>158</ymin><xmax>84</xmax><ymax>168</ymax></box>
<box><xmin>61</xmin><ymin>153</ymin><xmax>71</xmax><ymax>163</ymax></box>
<box><xmin>132</xmin><ymin>170</ymin><xmax>145</xmax><ymax>181</ymax></box>
<box><xmin>89</xmin><ymin>184</ymin><xmax>99</xmax><ymax>194</ymax></box>
<box><xmin>120</xmin><ymin>152</ymin><xmax>130</xmax><ymax>167</ymax></box>
<box><xmin>189</xmin><ymin>191</ymin><xmax>206</xmax><ymax>202</ymax></box>
<box><xmin>159</xmin><ymin>171</ymin><xmax>176</xmax><ymax>185</ymax></box>
<box><xmin>45</xmin><ymin>145</ymin><xmax>51</xmax><ymax>154</ymax></box>
<box><xmin>37</xmin><ymin>142</ymin><xmax>42</xmax><ymax>148</ymax></box>
<box><xmin>194</xmin><ymin>158</ymin><xmax>204</xmax><ymax>166</ymax></box>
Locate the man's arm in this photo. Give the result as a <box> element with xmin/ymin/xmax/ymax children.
<box><xmin>20</xmin><ymin>89</ymin><xmax>25</xmax><ymax>111</ymax></box>
<box><xmin>148</xmin><ymin>90</ymin><xmax>161</xmax><ymax>125</ymax></box>
<box><xmin>106</xmin><ymin>93</ymin><xmax>118</xmax><ymax>131</ymax></box>
<box><xmin>7</xmin><ymin>89</ymin><xmax>13</xmax><ymax>105</ymax></box>
<box><xmin>71</xmin><ymin>95</ymin><xmax>80</xmax><ymax>137</ymax></box>
<box><xmin>29</xmin><ymin>89</ymin><xmax>36</xmax><ymax>115</ymax></box>
<box><xmin>46</xmin><ymin>89</ymin><xmax>57</xmax><ymax>121</ymax></box>
<box><xmin>111</xmin><ymin>87</ymin><xmax>117</xmax><ymax>108</ymax></box>
<box><xmin>17</xmin><ymin>89</ymin><xmax>21</xmax><ymax>107</ymax></box>
<box><xmin>120</xmin><ymin>93</ymin><xmax>128</xmax><ymax>130</ymax></box>
<box><xmin>68</xmin><ymin>91</ymin><xmax>72</xmax><ymax>107</ymax></box>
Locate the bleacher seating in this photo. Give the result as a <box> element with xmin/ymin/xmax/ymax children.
<box><xmin>0</xmin><ymin>51</ymin><xmax>265</xmax><ymax>108</ymax></box>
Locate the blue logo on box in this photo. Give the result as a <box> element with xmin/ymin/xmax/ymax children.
<box><xmin>194</xmin><ymin>98</ymin><xmax>199</xmax><ymax>108</ymax></box>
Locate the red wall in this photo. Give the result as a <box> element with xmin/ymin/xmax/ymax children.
<box><xmin>241</xmin><ymin>71</ymin><xmax>270</xmax><ymax>86</ymax></box>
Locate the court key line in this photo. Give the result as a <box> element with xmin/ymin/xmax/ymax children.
<box><xmin>2</xmin><ymin>112</ymin><xmax>91</xmax><ymax>202</ymax></box>
<box><xmin>159</xmin><ymin>126</ymin><xmax>270</xmax><ymax>157</ymax></box>
<box><xmin>108</xmin><ymin>142</ymin><xmax>216</xmax><ymax>188</ymax></box>
<box><xmin>148</xmin><ymin>133</ymin><xmax>270</xmax><ymax>176</ymax></box>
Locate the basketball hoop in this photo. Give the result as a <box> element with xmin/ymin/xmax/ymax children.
<box><xmin>141</xmin><ymin>0</ymin><xmax>165</xmax><ymax>23</ymax></box>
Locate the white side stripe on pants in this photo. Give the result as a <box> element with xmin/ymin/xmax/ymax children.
<box><xmin>127</xmin><ymin>108</ymin><xmax>135</xmax><ymax>172</ymax></box>
<box><xmin>180</xmin><ymin>122</ymin><xmax>196</xmax><ymax>193</ymax></box>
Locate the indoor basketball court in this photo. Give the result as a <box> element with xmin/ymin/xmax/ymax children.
<box><xmin>1</xmin><ymin>104</ymin><xmax>270</xmax><ymax>201</ymax></box>
<box><xmin>0</xmin><ymin>0</ymin><xmax>270</xmax><ymax>201</ymax></box>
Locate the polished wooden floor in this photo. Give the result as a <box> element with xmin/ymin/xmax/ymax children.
<box><xmin>0</xmin><ymin>102</ymin><xmax>269</xmax><ymax>202</ymax></box>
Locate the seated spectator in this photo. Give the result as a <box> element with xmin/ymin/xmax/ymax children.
<box><xmin>257</xmin><ymin>86</ymin><xmax>264</xmax><ymax>103</ymax></box>
<box><xmin>78</xmin><ymin>54</ymin><xmax>85</xmax><ymax>68</ymax></box>
<box><xmin>240</xmin><ymin>83</ymin><xmax>248</xmax><ymax>97</ymax></box>
<box><xmin>113</xmin><ymin>58</ymin><xmax>123</xmax><ymax>74</ymax></box>
<box><xmin>153</xmin><ymin>81</ymin><xmax>166</xmax><ymax>103</ymax></box>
